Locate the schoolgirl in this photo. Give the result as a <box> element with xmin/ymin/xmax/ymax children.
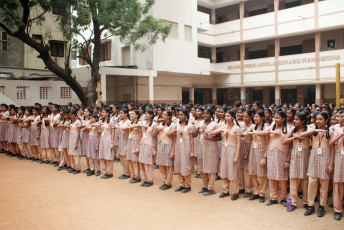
<box><xmin>86</xmin><ymin>114</ymin><xmax>101</xmax><ymax>176</ymax></box>
<box><xmin>117</xmin><ymin>108</ymin><xmax>131</xmax><ymax>179</ymax></box>
<box><xmin>68</xmin><ymin>109</ymin><xmax>82</xmax><ymax>174</ymax></box>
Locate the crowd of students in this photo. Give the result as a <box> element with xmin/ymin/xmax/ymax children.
<box><xmin>1</xmin><ymin>101</ymin><xmax>343</xmax><ymax>220</ymax></box>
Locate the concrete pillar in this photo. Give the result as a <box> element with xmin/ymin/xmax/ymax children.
<box><xmin>239</xmin><ymin>2</ymin><xmax>244</xmax><ymax>41</ymax></box>
<box><xmin>189</xmin><ymin>87</ymin><xmax>194</xmax><ymax>104</ymax></box>
<box><xmin>275</xmin><ymin>38</ymin><xmax>280</xmax><ymax>82</ymax></box>
<box><xmin>263</xmin><ymin>87</ymin><xmax>270</xmax><ymax>105</ymax></box>
<box><xmin>100</xmin><ymin>74</ymin><xmax>107</xmax><ymax>104</ymax></box>
<box><xmin>240</xmin><ymin>87</ymin><xmax>246</xmax><ymax>105</ymax></box>
<box><xmin>275</xmin><ymin>85</ymin><xmax>281</xmax><ymax>105</ymax></box>
<box><xmin>211</xmin><ymin>47</ymin><xmax>216</xmax><ymax>63</ymax></box>
<box><xmin>211</xmin><ymin>9</ymin><xmax>216</xmax><ymax>24</ymax></box>
<box><xmin>297</xmin><ymin>86</ymin><xmax>305</xmax><ymax>106</ymax></box>
<box><xmin>315</xmin><ymin>32</ymin><xmax>321</xmax><ymax>80</ymax></box>
<box><xmin>212</xmin><ymin>88</ymin><xmax>217</xmax><ymax>105</ymax></box>
<box><xmin>240</xmin><ymin>43</ymin><xmax>245</xmax><ymax>85</ymax></box>
<box><xmin>315</xmin><ymin>83</ymin><xmax>322</xmax><ymax>105</ymax></box>
<box><xmin>148</xmin><ymin>73</ymin><xmax>154</xmax><ymax>104</ymax></box>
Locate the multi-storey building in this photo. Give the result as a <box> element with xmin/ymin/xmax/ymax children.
<box><xmin>73</xmin><ymin>0</ymin><xmax>343</xmax><ymax>106</ymax></box>
<box><xmin>0</xmin><ymin>7</ymin><xmax>84</xmax><ymax>106</ymax></box>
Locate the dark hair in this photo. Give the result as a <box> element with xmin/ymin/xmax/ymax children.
<box><xmin>234</xmin><ymin>101</ymin><xmax>242</xmax><ymax>108</ymax></box>
<box><xmin>83</xmin><ymin>107</ymin><xmax>92</xmax><ymax>120</ymax></box>
<box><xmin>121</xmin><ymin>107</ymin><xmax>130</xmax><ymax>120</ymax></box>
<box><xmin>313</xmin><ymin>112</ymin><xmax>331</xmax><ymax>139</ymax></box>
<box><xmin>272</xmin><ymin>110</ymin><xmax>287</xmax><ymax>134</ymax></box>
<box><xmin>293</xmin><ymin>113</ymin><xmax>308</xmax><ymax>133</ymax></box>
<box><xmin>226</xmin><ymin>110</ymin><xmax>240</xmax><ymax>126</ymax></box>
<box><xmin>162</xmin><ymin>110</ymin><xmax>172</xmax><ymax>127</ymax></box>
<box><xmin>146</xmin><ymin>109</ymin><xmax>154</xmax><ymax>127</ymax></box>
<box><xmin>158</xmin><ymin>106</ymin><xmax>165</xmax><ymax>119</ymax></box>
<box><xmin>91</xmin><ymin>114</ymin><xmax>99</xmax><ymax>122</ymax></box>
<box><xmin>204</xmin><ymin>107</ymin><xmax>214</xmax><ymax>120</ymax></box>
<box><xmin>264</xmin><ymin>108</ymin><xmax>273</xmax><ymax>125</ymax></box>
<box><xmin>217</xmin><ymin>106</ymin><xmax>227</xmax><ymax>123</ymax></box>
<box><xmin>25</xmin><ymin>107</ymin><xmax>32</xmax><ymax>116</ymax></box>
<box><xmin>254</xmin><ymin>110</ymin><xmax>265</xmax><ymax>131</ymax></box>
<box><xmin>102</xmin><ymin>107</ymin><xmax>111</xmax><ymax>123</ymax></box>
<box><xmin>1</xmin><ymin>103</ymin><xmax>8</xmax><ymax>109</ymax></box>
<box><xmin>179</xmin><ymin>108</ymin><xmax>189</xmax><ymax>125</ymax></box>
<box><xmin>243</xmin><ymin>109</ymin><xmax>255</xmax><ymax>124</ymax></box>
<box><xmin>132</xmin><ymin>109</ymin><xmax>140</xmax><ymax>124</ymax></box>
<box><xmin>42</xmin><ymin>106</ymin><xmax>51</xmax><ymax>115</ymax></box>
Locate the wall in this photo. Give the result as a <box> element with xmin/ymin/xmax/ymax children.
<box><xmin>0</xmin><ymin>29</ymin><xmax>24</xmax><ymax>68</ymax></box>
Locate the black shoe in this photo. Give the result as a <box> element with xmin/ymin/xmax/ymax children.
<box><xmin>57</xmin><ymin>167</ymin><xmax>64</xmax><ymax>171</ymax></box>
<box><xmin>181</xmin><ymin>187</ymin><xmax>191</xmax><ymax>193</ymax></box>
<box><xmin>69</xmin><ymin>169</ymin><xmax>76</xmax><ymax>173</ymax></box>
<box><xmin>133</xmin><ymin>178</ymin><xmax>141</xmax><ymax>183</ymax></box>
<box><xmin>317</xmin><ymin>205</ymin><xmax>325</xmax><ymax>217</ymax></box>
<box><xmin>175</xmin><ymin>186</ymin><xmax>185</xmax><ymax>192</ymax></box>
<box><xmin>266</xmin><ymin>200</ymin><xmax>278</xmax><ymax>206</ymax></box>
<box><xmin>231</xmin><ymin>194</ymin><xmax>239</xmax><ymax>201</ymax></box>
<box><xmin>239</xmin><ymin>189</ymin><xmax>245</xmax><ymax>194</ymax></box>
<box><xmin>129</xmin><ymin>178</ymin><xmax>137</xmax><ymax>184</ymax></box>
<box><xmin>53</xmin><ymin>162</ymin><xmax>59</xmax><ymax>167</ymax></box>
<box><xmin>249</xmin><ymin>194</ymin><xmax>259</xmax><ymax>201</ymax></box>
<box><xmin>159</xmin><ymin>184</ymin><xmax>166</xmax><ymax>189</ymax></box>
<box><xmin>281</xmin><ymin>200</ymin><xmax>287</xmax><ymax>207</ymax></box>
<box><xmin>161</xmin><ymin>184</ymin><xmax>172</xmax><ymax>190</ymax></box>
<box><xmin>87</xmin><ymin>170</ymin><xmax>95</xmax><ymax>176</ymax></box>
<box><xmin>304</xmin><ymin>204</ymin><xmax>309</xmax><ymax>209</ymax></box>
<box><xmin>101</xmin><ymin>175</ymin><xmax>106</xmax><ymax>179</ymax></box>
<box><xmin>144</xmin><ymin>182</ymin><xmax>153</xmax><ymax>187</ymax></box>
<box><xmin>291</xmin><ymin>205</ymin><xmax>297</xmax><ymax>212</ymax></box>
<box><xmin>244</xmin><ymin>192</ymin><xmax>252</xmax><ymax>198</ymax></box>
<box><xmin>40</xmin><ymin>161</ymin><xmax>45</xmax><ymax>164</ymax></box>
<box><xmin>219</xmin><ymin>192</ymin><xmax>229</xmax><ymax>198</ymax></box>
<box><xmin>194</xmin><ymin>173</ymin><xmax>201</xmax><ymax>178</ymax></box>
<box><xmin>124</xmin><ymin>174</ymin><xmax>130</xmax><ymax>179</ymax></box>
<box><xmin>46</xmin><ymin>161</ymin><xmax>50</xmax><ymax>164</ymax></box>
<box><xmin>329</xmin><ymin>203</ymin><xmax>334</xmax><ymax>208</ymax></box>
<box><xmin>141</xmin><ymin>182</ymin><xmax>147</xmax><ymax>187</ymax></box>
<box><xmin>203</xmin><ymin>190</ymin><xmax>215</xmax><ymax>196</ymax></box>
<box><xmin>334</xmin><ymin>212</ymin><xmax>342</xmax><ymax>221</ymax></box>
<box><xmin>102</xmin><ymin>174</ymin><xmax>113</xmax><ymax>179</ymax></box>
<box><xmin>118</xmin><ymin>174</ymin><xmax>129</xmax><ymax>180</ymax></box>
<box><xmin>259</xmin><ymin>196</ymin><xmax>265</xmax><ymax>203</ymax></box>
<box><xmin>73</xmin><ymin>170</ymin><xmax>81</xmax><ymax>174</ymax></box>
<box><xmin>115</xmin><ymin>158</ymin><xmax>120</xmax><ymax>162</ymax></box>
<box><xmin>298</xmin><ymin>191</ymin><xmax>303</xmax><ymax>199</ymax></box>
<box><xmin>96</xmin><ymin>171</ymin><xmax>101</xmax><ymax>176</ymax></box>
<box><xmin>84</xmin><ymin>168</ymin><xmax>91</xmax><ymax>174</ymax></box>
<box><xmin>304</xmin><ymin>206</ymin><xmax>315</xmax><ymax>216</ymax></box>
<box><xmin>215</xmin><ymin>175</ymin><xmax>221</xmax><ymax>181</ymax></box>
<box><xmin>154</xmin><ymin>165</ymin><xmax>159</xmax><ymax>169</ymax></box>
<box><xmin>199</xmin><ymin>187</ymin><xmax>208</xmax><ymax>193</ymax></box>
<box><xmin>67</xmin><ymin>168</ymin><xmax>74</xmax><ymax>172</ymax></box>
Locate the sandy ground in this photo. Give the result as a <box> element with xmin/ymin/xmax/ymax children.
<box><xmin>0</xmin><ymin>153</ymin><xmax>342</xmax><ymax>230</ymax></box>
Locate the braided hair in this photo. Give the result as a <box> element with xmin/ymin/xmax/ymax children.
<box><xmin>272</xmin><ymin>110</ymin><xmax>287</xmax><ymax>134</ymax></box>
<box><xmin>254</xmin><ymin>110</ymin><xmax>265</xmax><ymax>131</ymax></box>
<box><xmin>226</xmin><ymin>110</ymin><xmax>240</xmax><ymax>127</ymax></box>
<box><xmin>313</xmin><ymin>112</ymin><xmax>331</xmax><ymax>139</ymax></box>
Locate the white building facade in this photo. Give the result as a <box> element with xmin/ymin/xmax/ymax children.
<box><xmin>73</xmin><ymin>0</ymin><xmax>344</xmax><ymax>106</ymax></box>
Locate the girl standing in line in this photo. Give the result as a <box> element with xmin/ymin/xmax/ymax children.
<box><xmin>301</xmin><ymin>112</ymin><xmax>334</xmax><ymax>217</ymax></box>
<box><xmin>68</xmin><ymin>109</ymin><xmax>82</xmax><ymax>174</ymax></box>
<box><xmin>30</xmin><ymin>107</ymin><xmax>41</xmax><ymax>160</ymax></box>
<box><xmin>211</xmin><ymin>110</ymin><xmax>241</xmax><ymax>200</ymax></box>
<box><xmin>244</xmin><ymin>110</ymin><xmax>269</xmax><ymax>203</ymax></box>
<box><xmin>87</xmin><ymin>114</ymin><xmax>102</xmax><ymax>176</ymax></box>
<box><xmin>40</xmin><ymin>106</ymin><xmax>51</xmax><ymax>164</ymax></box>
<box><xmin>117</xmin><ymin>108</ymin><xmax>131</xmax><ymax>179</ymax></box>
<box><xmin>0</xmin><ymin>104</ymin><xmax>9</xmax><ymax>152</ymax></box>
<box><xmin>127</xmin><ymin>110</ymin><xmax>142</xmax><ymax>183</ymax></box>
<box><xmin>22</xmin><ymin>108</ymin><xmax>32</xmax><ymax>159</ymax></box>
<box><xmin>58</xmin><ymin>109</ymin><xmax>71</xmax><ymax>171</ymax></box>
<box><xmin>194</xmin><ymin>108</ymin><xmax>220</xmax><ymax>196</ymax></box>
<box><xmin>265</xmin><ymin>110</ymin><xmax>290</xmax><ymax>207</ymax></box>
<box><xmin>156</xmin><ymin>110</ymin><xmax>175</xmax><ymax>190</ymax></box>
<box><xmin>139</xmin><ymin>109</ymin><xmax>157</xmax><ymax>187</ymax></box>
<box><xmin>49</xmin><ymin>104</ymin><xmax>61</xmax><ymax>166</ymax></box>
<box><xmin>193</xmin><ymin>107</ymin><xmax>204</xmax><ymax>178</ymax></box>
<box><xmin>239</xmin><ymin>109</ymin><xmax>254</xmax><ymax>198</ymax></box>
<box><xmin>99</xmin><ymin>108</ymin><xmax>115</xmax><ymax>179</ymax></box>
<box><xmin>111</xmin><ymin>105</ymin><xmax>120</xmax><ymax>162</ymax></box>
<box><xmin>282</xmin><ymin>113</ymin><xmax>310</xmax><ymax>211</ymax></box>
<box><xmin>172</xmin><ymin>109</ymin><xmax>194</xmax><ymax>193</ymax></box>
<box><xmin>81</xmin><ymin>108</ymin><xmax>91</xmax><ymax>173</ymax></box>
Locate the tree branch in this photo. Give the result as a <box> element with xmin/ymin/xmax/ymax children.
<box><xmin>28</xmin><ymin>9</ymin><xmax>49</xmax><ymax>22</ymax></box>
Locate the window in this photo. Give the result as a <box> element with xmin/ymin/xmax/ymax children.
<box><xmin>0</xmin><ymin>86</ymin><xmax>4</xmax><ymax>94</ymax></box>
<box><xmin>32</xmin><ymin>34</ymin><xmax>42</xmax><ymax>41</ymax></box>
<box><xmin>163</xmin><ymin>20</ymin><xmax>178</xmax><ymax>39</ymax></box>
<box><xmin>249</xmin><ymin>50</ymin><xmax>268</xmax><ymax>59</ymax></box>
<box><xmin>100</xmin><ymin>41</ymin><xmax>111</xmax><ymax>62</ymax></box>
<box><xmin>50</xmin><ymin>41</ymin><xmax>64</xmax><ymax>57</ymax></box>
<box><xmin>71</xmin><ymin>51</ymin><xmax>77</xmax><ymax>60</ymax></box>
<box><xmin>285</xmin><ymin>0</ymin><xmax>301</xmax><ymax>9</ymax></box>
<box><xmin>17</xmin><ymin>87</ymin><xmax>30</xmax><ymax>99</ymax></box>
<box><xmin>280</xmin><ymin>45</ymin><xmax>302</xmax><ymax>56</ymax></box>
<box><xmin>1</xmin><ymin>31</ymin><xmax>8</xmax><ymax>51</ymax></box>
<box><xmin>184</xmin><ymin>25</ymin><xmax>192</xmax><ymax>42</ymax></box>
<box><xmin>60</xmin><ymin>87</ymin><xmax>71</xmax><ymax>99</ymax></box>
<box><xmin>328</xmin><ymin>40</ymin><xmax>335</xmax><ymax>51</ymax></box>
<box><xmin>249</xmin><ymin>8</ymin><xmax>268</xmax><ymax>17</ymax></box>
<box><xmin>40</xmin><ymin>87</ymin><xmax>52</xmax><ymax>99</ymax></box>
<box><xmin>122</xmin><ymin>47</ymin><xmax>131</xmax><ymax>66</ymax></box>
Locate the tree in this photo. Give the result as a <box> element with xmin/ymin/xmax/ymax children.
<box><xmin>0</xmin><ymin>0</ymin><xmax>170</xmax><ymax>106</ymax></box>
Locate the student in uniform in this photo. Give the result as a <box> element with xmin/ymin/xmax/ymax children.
<box><xmin>58</xmin><ymin>109</ymin><xmax>71</xmax><ymax>171</ymax></box>
<box><xmin>99</xmin><ymin>107</ymin><xmax>115</xmax><ymax>179</ymax></box>
<box><xmin>139</xmin><ymin>109</ymin><xmax>157</xmax><ymax>187</ymax></box>
<box><xmin>194</xmin><ymin>108</ymin><xmax>220</xmax><ymax>196</ymax></box>
<box><xmin>30</xmin><ymin>107</ymin><xmax>41</xmax><ymax>160</ymax></box>
<box><xmin>300</xmin><ymin>112</ymin><xmax>334</xmax><ymax>217</ymax></box>
<box><xmin>49</xmin><ymin>104</ymin><xmax>61</xmax><ymax>166</ymax></box>
<box><xmin>329</xmin><ymin>111</ymin><xmax>344</xmax><ymax>220</ymax></box>
<box><xmin>111</xmin><ymin>105</ymin><xmax>120</xmax><ymax>162</ymax></box>
<box><xmin>81</xmin><ymin>108</ymin><xmax>92</xmax><ymax>173</ymax></box>
<box><xmin>211</xmin><ymin>110</ymin><xmax>241</xmax><ymax>200</ymax></box>
<box><xmin>193</xmin><ymin>107</ymin><xmax>204</xmax><ymax>178</ymax></box>
<box><xmin>68</xmin><ymin>109</ymin><xmax>82</xmax><ymax>174</ymax></box>
<box><xmin>244</xmin><ymin>110</ymin><xmax>269</xmax><ymax>203</ymax></box>
<box><xmin>172</xmin><ymin>109</ymin><xmax>194</xmax><ymax>193</ymax></box>
<box><xmin>127</xmin><ymin>110</ymin><xmax>142</xmax><ymax>183</ymax></box>
<box><xmin>239</xmin><ymin>109</ymin><xmax>254</xmax><ymax>198</ymax></box>
<box><xmin>22</xmin><ymin>108</ymin><xmax>32</xmax><ymax>159</ymax></box>
<box><xmin>282</xmin><ymin>112</ymin><xmax>310</xmax><ymax>211</ymax></box>
<box><xmin>86</xmin><ymin>114</ymin><xmax>102</xmax><ymax>176</ymax></box>
<box><xmin>265</xmin><ymin>110</ymin><xmax>290</xmax><ymax>207</ymax></box>
<box><xmin>40</xmin><ymin>106</ymin><xmax>51</xmax><ymax>164</ymax></box>
<box><xmin>156</xmin><ymin>110</ymin><xmax>175</xmax><ymax>190</ymax></box>
<box><xmin>117</xmin><ymin>108</ymin><xmax>131</xmax><ymax>179</ymax></box>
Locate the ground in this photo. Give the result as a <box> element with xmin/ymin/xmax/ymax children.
<box><xmin>0</xmin><ymin>154</ymin><xmax>342</xmax><ymax>230</ymax></box>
